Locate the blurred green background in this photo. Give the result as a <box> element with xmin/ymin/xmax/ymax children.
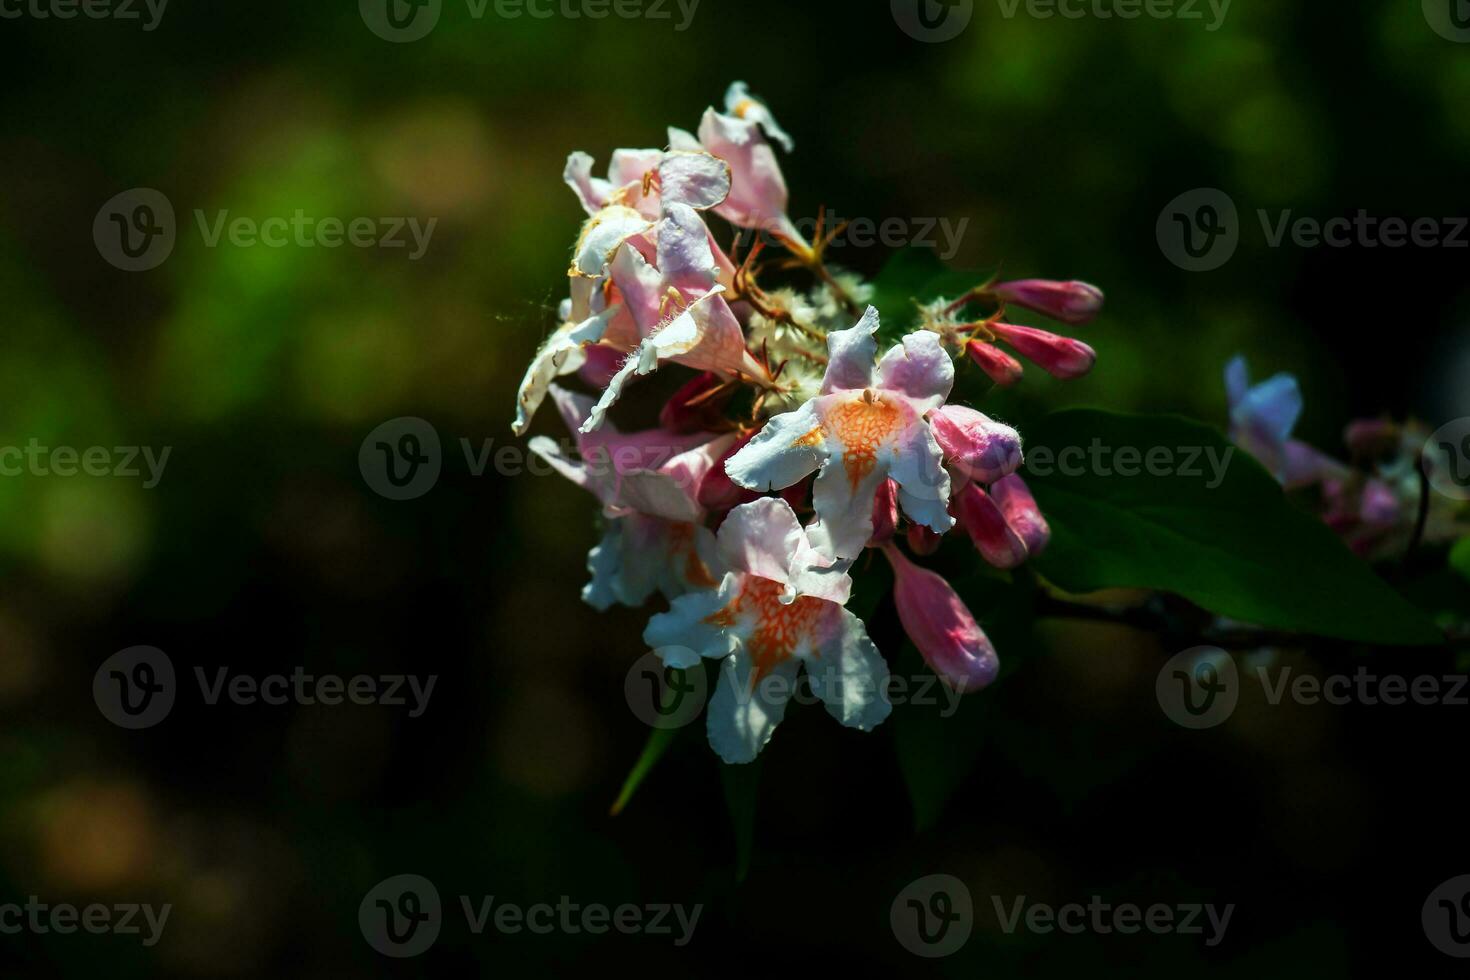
<box><xmin>3</xmin><ymin>0</ymin><xmax>1470</xmax><ymax>975</ymax></box>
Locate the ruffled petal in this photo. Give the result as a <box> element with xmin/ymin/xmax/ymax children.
<box><xmin>820</xmin><ymin>307</ymin><xmax>880</xmax><ymax>394</ymax></box>
<box><xmin>803</xmin><ymin>608</ymin><xmax>892</xmax><ymax>731</ymax></box>
<box><xmin>657</xmin><ymin>151</ymin><xmax>731</xmax><ymax>211</ymax></box>
<box><xmin>706</xmin><ymin>651</ymin><xmax>800</xmax><ymax>764</ymax></box>
<box><xmin>716</xmin><ymin>496</ymin><xmax>807</xmax><ymax>586</ymax></box>
<box><xmin>806</xmin><ymin>453</ymin><xmax>890</xmax><ymax>560</ymax></box>
<box><xmin>724</xmin><ymin>81</ymin><xmax>795</xmax><ymax>153</ymax></box>
<box><xmin>888</xmin><ymin>421</ymin><xmax>955</xmax><ymax>535</ymax></box>
<box><xmin>511</xmin><ymin>307</ymin><xmax>616</xmax><ymax>436</ymax></box>
<box><xmin>876</xmin><ymin>330</ymin><xmax>954</xmax><ymax>412</ymax></box>
<box><xmin>563</xmin><ymin>151</ymin><xmax>610</xmax><ymax>216</ymax></box>
<box><xmin>644</xmin><ymin>573</ymin><xmax>741</xmax><ymax>665</ymax></box>
<box><xmin>573</xmin><ymin>206</ymin><xmax>652</xmax><ymax>278</ymax></box>
<box><xmin>725</xmin><ymin>400</ymin><xmax>828</xmax><ymax>492</ymax></box>
<box><xmin>657</xmin><ymin>203</ymin><xmax>721</xmax><ymax>298</ymax></box>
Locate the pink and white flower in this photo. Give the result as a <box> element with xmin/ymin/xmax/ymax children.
<box><xmin>531</xmin><ymin>385</ymin><xmax>732</xmax><ymax>609</ymax></box>
<box><xmin>726</xmin><ymin>307</ymin><xmax>956</xmax><ymax>559</ymax></box>
<box><xmin>644</xmin><ymin>498</ymin><xmax>890</xmax><ymax>764</ymax></box>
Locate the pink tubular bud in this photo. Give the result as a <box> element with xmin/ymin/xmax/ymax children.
<box><xmin>882</xmin><ymin>543</ymin><xmax>999</xmax><ymax>693</ymax></box>
<box><xmin>989</xmin><ymin>474</ymin><xmax>1050</xmax><ymax>557</ymax></box>
<box><xmin>870</xmin><ymin>479</ymin><xmax>900</xmax><ymax>546</ymax></box>
<box><xmin>929</xmin><ymin>405</ymin><xmax>1024</xmax><ymax>484</ymax></box>
<box><xmin>990</xmin><ymin>279</ymin><xmax>1104</xmax><ymax>325</ymax></box>
<box><xmin>989</xmin><ymin>322</ymin><xmax>1097</xmax><ymax>380</ymax></box>
<box><xmin>660</xmin><ymin>371</ymin><xmax>733</xmax><ymax>435</ymax></box>
<box><xmin>906</xmin><ymin>523</ymin><xmax>943</xmax><ymax>556</ymax></box>
<box><xmin>951</xmin><ymin>484</ymin><xmax>1029</xmax><ymax>569</ymax></box>
<box><xmin>966</xmin><ymin>340</ymin><xmax>1024</xmax><ymax>387</ymax></box>
<box><xmin>698</xmin><ymin>432</ymin><xmax>759</xmax><ymax>512</ymax></box>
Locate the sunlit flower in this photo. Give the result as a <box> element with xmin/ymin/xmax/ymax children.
<box><xmin>726</xmin><ymin>307</ymin><xmax>956</xmax><ymax>560</ymax></box>
<box><xmin>530</xmin><ymin>385</ymin><xmax>731</xmax><ymax>609</ymax></box>
<box><xmin>645</xmin><ymin>498</ymin><xmax>890</xmax><ymax>763</ymax></box>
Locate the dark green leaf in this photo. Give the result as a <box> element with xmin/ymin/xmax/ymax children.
<box><xmin>609</xmin><ymin>726</ymin><xmax>680</xmax><ymax>817</ymax></box>
<box><xmin>1026</xmin><ymin>409</ymin><xmax>1443</xmax><ymax>646</ymax></box>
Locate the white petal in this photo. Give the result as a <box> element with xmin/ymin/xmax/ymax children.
<box><xmin>563</xmin><ymin>151</ymin><xmax>610</xmax><ymax>216</ymax></box>
<box><xmin>658</xmin><ymin>152</ymin><xmax>731</xmax><ymax>211</ymax></box>
<box><xmin>876</xmin><ymin>331</ymin><xmax>954</xmax><ymax>413</ymax></box>
<box><xmin>644</xmin><ymin>573</ymin><xmax>740</xmax><ymax>664</ymax></box>
<box><xmin>821</xmin><ymin>307</ymin><xmax>881</xmax><ymax>394</ymax></box>
<box><xmin>716</xmin><ymin>497</ymin><xmax>808</xmax><ymax>585</ymax></box>
<box><xmin>806</xmin><ymin>456</ymin><xmax>889</xmax><ymax>560</ymax></box>
<box><xmin>573</xmin><ymin>206</ymin><xmax>652</xmax><ymax>278</ymax></box>
<box><xmin>724</xmin><ymin>81</ymin><xmax>795</xmax><ymax>153</ymax></box>
<box><xmin>888</xmin><ymin>422</ymin><xmax>955</xmax><ymax>535</ymax></box>
<box><xmin>725</xmin><ymin>400</ymin><xmax>827</xmax><ymax>492</ymax></box>
<box><xmin>582</xmin><ymin>524</ymin><xmax>626</xmax><ymax>611</ymax></box>
<box><xmin>512</xmin><ymin>309</ymin><xmax>615</xmax><ymax>436</ymax></box>
<box><xmin>803</xmin><ymin>608</ymin><xmax>892</xmax><ymax>731</ymax></box>
<box><xmin>706</xmin><ymin>652</ymin><xmax>800</xmax><ymax>764</ymax></box>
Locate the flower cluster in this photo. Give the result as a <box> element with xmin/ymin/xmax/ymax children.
<box><xmin>1226</xmin><ymin>357</ymin><xmax>1468</xmax><ymax>558</ymax></box>
<box><xmin>515</xmin><ymin>83</ymin><xmax>1104</xmax><ymax>763</ymax></box>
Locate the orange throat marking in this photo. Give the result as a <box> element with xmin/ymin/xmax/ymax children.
<box><xmin>825</xmin><ymin>393</ymin><xmax>903</xmax><ymax>490</ymax></box>
<box><xmin>705</xmin><ymin>577</ymin><xmax>828</xmax><ymax>687</ymax></box>
<box><xmin>667</xmin><ymin>523</ymin><xmax>719</xmax><ymax>589</ymax></box>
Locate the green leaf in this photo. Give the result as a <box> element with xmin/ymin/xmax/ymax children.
<box><xmin>609</xmin><ymin>726</ymin><xmax>680</xmax><ymax>817</ymax></box>
<box><xmin>1025</xmin><ymin>409</ymin><xmax>1443</xmax><ymax>646</ymax></box>
<box><xmin>891</xmin><ymin>644</ymin><xmax>991</xmax><ymax>832</ymax></box>
<box><xmin>1452</xmin><ymin>538</ymin><xmax>1470</xmax><ymax>586</ymax></box>
<box><xmin>719</xmin><ymin>760</ymin><xmax>761</xmax><ymax>882</ymax></box>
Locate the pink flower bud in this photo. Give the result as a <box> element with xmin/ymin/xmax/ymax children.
<box><xmin>990</xmin><ymin>279</ymin><xmax>1104</xmax><ymax>325</ymax></box>
<box><xmin>966</xmin><ymin>340</ymin><xmax>1024</xmax><ymax>387</ymax></box>
<box><xmin>989</xmin><ymin>474</ymin><xmax>1050</xmax><ymax>557</ymax></box>
<box><xmin>929</xmin><ymin>405</ymin><xmax>1024</xmax><ymax>484</ymax></box>
<box><xmin>989</xmin><ymin>322</ymin><xmax>1097</xmax><ymax>380</ymax></box>
<box><xmin>882</xmin><ymin>544</ymin><xmax>999</xmax><ymax>693</ymax></box>
<box><xmin>660</xmin><ymin>371</ymin><xmax>733</xmax><ymax>435</ymax></box>
<box><xmin>698</xmin><ymin>432</ymin><xmax>759</xmax><ymax>512</ymax></box>
<box><xmin>951</xmin><ymin>484</ymin><xmax>1029</xmax><ymax>569</ymax></box>
<box><xmin>870</xmin><ymin>479</ymin><xmax>899</xmax><ymax>545</ymax></box>
<box><xmin>907</xmin><ymin>523</ymin><xmax>943</xmax><ymax>556</ymax></box>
